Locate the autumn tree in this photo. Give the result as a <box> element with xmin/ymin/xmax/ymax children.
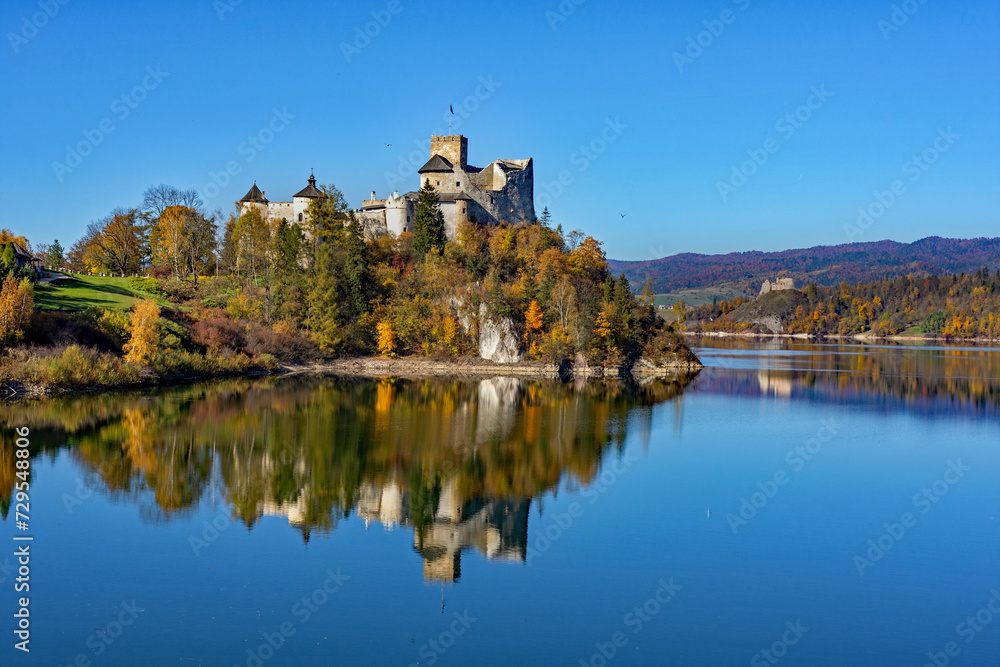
<box><xmin>87</xmin><ymin>209</ymin><xmax>144</xmax><ymax>276</ymax></box>
<box><xmin>0</xmin><ymin>277</ymin><xmax>33</xmax><ymax>345</ymax></box>
<box><xmin>376</xmin><ymin>320</ymin><xmax>397</xmax><ymax>358</ymax></box>
<box><xmin>142</xmin><ymin>184</ymin><xmax>202</xmax><ymax>220</ymax></box>
<box><xmin>151</xmin><ymin>205</ymin><xmax>217</xmax><ymax>282</ymax></box>
<box><xmin>124</xmin><ymin>299</ymin><xmax>161</xmax><ymax>364</ymax></box>
<box><xmin>412</xmin><ymin>181</ymin><xmax>446</xmax><ymax>255</ymax></box>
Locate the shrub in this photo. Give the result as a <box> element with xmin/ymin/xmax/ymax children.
<box><xmin>0</xmin><ymin>345</ymin><xmax>143</xmax><ymax>388</ymax></box>
<box><xmin>191</xmin><ymin>318</ymin><xmax>246</xmax><ymax>354</ymax></box>
<box><xmin>127</xmin><ymin>276</ymin><xmax>165</xmax><ymax>296</ymax></box>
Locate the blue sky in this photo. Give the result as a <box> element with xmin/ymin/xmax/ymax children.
<box><xmin>1</xmin><ymin>0</ymin><xmax>997</xmax><ymax>260</ymax></box>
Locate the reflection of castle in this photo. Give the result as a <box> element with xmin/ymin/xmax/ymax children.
<box><xmin>358</xmin><ymin>478</ymin><xmax>529</xmax><ymax>583</ymax></box>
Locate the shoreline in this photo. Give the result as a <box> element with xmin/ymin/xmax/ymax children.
<box><xmin>687</xmin><ymin>331</ymin><xmax>1000</xmax><ymax>345</ymax></box>
<box><xmin>2</xmin><ymin>355</ymin><xmax>703</xmax><ymax>398</ymax></box>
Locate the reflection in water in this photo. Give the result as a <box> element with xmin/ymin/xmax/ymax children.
<box><xmin>693</xmin><ymin>338</ymin><xmax>1000</xmax><ymax>417</ymax></box>
<box><xmin>0</xmin><ymin>374</ymin><xmax>692</xmax><ymax>581</ymax></box>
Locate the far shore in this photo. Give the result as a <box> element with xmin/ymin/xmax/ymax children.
<box><xmin>686</xmin><ymin>331</ymin><xmax>1000</xmax><ymax>345</ymax></box>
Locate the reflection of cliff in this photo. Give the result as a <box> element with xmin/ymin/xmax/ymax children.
<box><xmin>1</xmin><ymin>374</ymin><xmax>691</xmax><ymax>580</ymax></box>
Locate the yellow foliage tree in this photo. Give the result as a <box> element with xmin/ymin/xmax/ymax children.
<box><xmin>376</xmin><ymin>320</ymin><xmax>397</xmax><ymax>358</ymax></box>
<box><xmin>0</xmin><ymin>276</ymin><xmax>33</xmax><ymax>344</ymax></box>
<box><xmin>124</xmin><ymin>299</ymin><xmax>161</xmax><ymax>364</ymax></box>
<box><xmin>525</xmin><ymin>300</ymin><xmax>544</xmax><ymax>333</ymax></box>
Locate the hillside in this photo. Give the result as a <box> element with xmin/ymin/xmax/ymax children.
<box><xmin>609</xmin><ymin>237</ymin><xmax>1000</xmax><ymax>294</ymax></box>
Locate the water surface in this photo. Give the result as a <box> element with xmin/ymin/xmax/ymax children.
<box><xmin>2</xmin><ymin>341</ymin><xmax>998</xmax><ymax>665</ymax></box>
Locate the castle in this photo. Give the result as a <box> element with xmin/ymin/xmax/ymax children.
<box><xmin>237</xmin><ymin>134</ymin><xmax>535</xmax><ymax>240</ymax></box>
<box><xmin>760</xmin><ymin>277</ymin><xmax>796</xmax><ymax>295</ymax></box>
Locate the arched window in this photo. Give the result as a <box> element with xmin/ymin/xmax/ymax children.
<box><xmin>298</xmin><ymin>213</ymin><xmax>303</xmax><ymax>222</ymax></box>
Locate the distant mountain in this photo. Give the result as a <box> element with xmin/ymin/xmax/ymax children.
<box><xmin>608</xmin><ymin>237</ymin><xmax>1000</xmax><ymax>294</ymax></box>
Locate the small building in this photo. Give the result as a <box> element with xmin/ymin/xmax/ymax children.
<box><xmin>2</xmin><ymin>241</ymin><xmax>40</xmax><ymax>275</ymax></box>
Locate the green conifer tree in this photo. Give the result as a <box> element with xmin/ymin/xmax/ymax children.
<box><xmin>413</xmin><ymin>181</ymin><xmax>446</xmax><ymax>255</ymax></box>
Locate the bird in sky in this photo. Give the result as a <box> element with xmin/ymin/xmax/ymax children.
<box><xmin>619</xmin><ymin>213</ymin><xmax>627</xmax><ymax>218</ymax></box>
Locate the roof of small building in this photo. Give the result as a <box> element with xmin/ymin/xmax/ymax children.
<box><xmin>293</xmin><ymin>174</ymin><xmax>323</xmax><ymax>199</ymax></box>
<box><xmin>240</xmin><ymin>183</ymin><xmax>268</xmax><ymax>204</ymax></box>
<box><xmin>438</xmin><ymin>192</ymin><xmax>473</xmax><ymax>202</ymax></box>
<box><xmin>417</xmin><ymin>154</ymin><xmax>454</xmax><ymax>173</ymax></box>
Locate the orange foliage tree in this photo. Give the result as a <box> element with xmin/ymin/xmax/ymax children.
<box><xmin>124</xmin><ymin>299</ymin><xmax>161</xmax><ymax>364</ymax></box>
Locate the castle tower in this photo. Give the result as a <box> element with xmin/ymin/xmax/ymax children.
<box><xmin>430</xmin><ymin>135</ymin><xmax>467</xmax><ymax>169</ymax></box>
<box><xmin>292</xmin><ymin>172</ymin><xmax>323</xmax><ymax>224</ymax></box>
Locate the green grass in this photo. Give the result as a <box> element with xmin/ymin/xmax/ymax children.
<box><xmin>34</xmin><ymin>275</ymin><xmax>170</xmax><ymax>312</ymax></box>
<box><xmin>654</xmin><ymin>286</ymin><xmax>750</xmax><ymax>308</ymax></box>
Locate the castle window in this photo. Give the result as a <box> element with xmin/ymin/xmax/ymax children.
<box><xmin>298</xmin><ymin>213</ymin><xmax>303</xmax><ymax>222</ymax></box>
<box><xmin>437</xmin><ymin>181</ymin><xmax>441</xmax><ymax>186</ymax></box>
<box><xmin>456</xmin><ymin>181</ymin><xmax>460</xmax><ymax>187</ymax></box>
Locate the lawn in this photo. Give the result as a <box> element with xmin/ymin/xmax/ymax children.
<box><xmin>654</xmin><ymin>286</ymin><xmax>750</xmax><ymax>308</ymax></box>
<box><xmin>34</xmin><ymin>274</ymin><xmax>169</xmax><ymax>312</ymax></box>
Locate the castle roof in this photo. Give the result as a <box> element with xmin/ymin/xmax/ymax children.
<box><xmin>438</xmin><ymin>192</ymin><xmax>473</xmax><ymax>202</ymax></box>
<box><xmin>293</xmin><ymin>173</ymin><xmax>323</xmax><ymax>199</ymax></box>
<box><xmin>239</xmin><ymin>183</ymin><xmax>268</xmax><ymax>204</ymax></box>
<box><xmin>417</xmin><ymin>154</ymin><xmax>454</xmax><ymax>173</ymax></box>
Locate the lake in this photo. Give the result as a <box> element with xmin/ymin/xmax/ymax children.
<box><xmin>2</xmin><ymin>340</ymin><xmax>998</xmax><ymax>666</ymax></box>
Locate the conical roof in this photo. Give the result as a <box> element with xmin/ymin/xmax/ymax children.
<box><xmin>294</xmin><ymin>173</ymin><xmax>323</xmax><ymax>199</ymax></box>
<box><xmin>417</xmin><ymin>154</ymin><xmax>454</xmax><ymax>173</ymax></box>
<box><xmin>239</xmin><ymin>183</ymin><xmax>268</xmax><ymax>203</ymax></box>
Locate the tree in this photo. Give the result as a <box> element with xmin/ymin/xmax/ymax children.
<box><xmin>412</xmin><ymin>181</ymin><xmax>446</xmax><ymax>255</ymax></box>
<box><xmin>539</xmin><ymin>206</ymin><xmax>552</xmax><ymax>227</ymax></box>
<box><xmin>0</xmin><ymin>245</ymin><xmax>15</xmax><ymax>278</ymax></box>
<box><xmin>377</xmin><ymin>320</ymin><xmax>397</xmax><ymax>358</ymax></box>
<box><xmin>0</xmin><ymin>276</ymin><xmax>33</xmax><ymax>344</ymax></box>
<box><xmin>151</xmin><ymin>205</ymin><xmax>218</xmax><ymax>282</ymax></box>
<box><xmin>232</xmin><ymin>208</ymin><xmax>270</xmax><ymax>286</ymax></box>
<box><xmin>124</xmin><ymin>299</ymin><xmax>161</xmax><ymax>364</ymax></box>
<box><xmin>88</xmin><ymin>209</ymin><xmax>144</xmax><ymax>276</ymax></box>
<box><xmin>305</xmin><ymin>184</ymin><xmax>350</xmax><ymax>249</ymax></box>
<box><xmin>142</xmin><ymin>184</ymin><xmax>203</xmax><ymax>220</ymax></box>
<box><xmin>306</xmin><ymin>242</ymin><xmax>343</xmax><ymax>352</ymax></box>
<box><xmin>343</xmin><ymin>213</ymin><xmax>371</xmax><ymax>318</ymax></box>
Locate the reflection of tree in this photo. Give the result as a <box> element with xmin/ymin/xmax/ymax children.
<box><xmin>0</xmin><ymin>374</ymin><xmax>692</xmax><ymax>555</ymax></box>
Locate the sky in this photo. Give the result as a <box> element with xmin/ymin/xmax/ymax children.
<box><xmin>1</xmin><ymin>0</ymin><xmax>998</xmax><ymax>261</ymax></box>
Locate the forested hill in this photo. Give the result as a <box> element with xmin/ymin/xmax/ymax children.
<box><xmin>608</xmin><ymin>237</ymin><xmax>1000</xmax><ymax>294</ymax></box>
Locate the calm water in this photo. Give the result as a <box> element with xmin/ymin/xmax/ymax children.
<box><xmin>2</xmin><ymin>340</ymin><xmax>998</xmax><ymax>666</ymax></box>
